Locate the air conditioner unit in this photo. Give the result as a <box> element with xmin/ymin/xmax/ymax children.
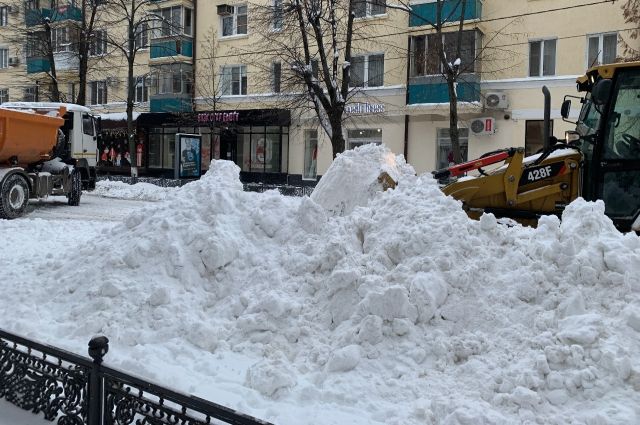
<box><xmin>217</xmin><ymin>4</ymin><xmax>234</xmax><ymax>15</ymax></box>
<box><xmin>8</xmin><ymin>57</ymin><xmax>20</xmax><ymax>66</ymax></box>
<box><xmin>106</xmin><ymin>76</ymin><xmax>119</xmax><ymax>87</ymax></box>
<box><xmin>484</xmin><ymin>92</ymin><xmax>509</xmax><ymax>109</ymax></box>
<box><xmin>470</xmin><ymin>117</ymin><xmax>496</xmax><ymax>135</ymax></box>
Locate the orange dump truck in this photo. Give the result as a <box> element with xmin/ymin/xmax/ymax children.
<box><xmin>0</xmin><ymin>106</ymin><xmax>83</xmax><ymax>219</ymax></box>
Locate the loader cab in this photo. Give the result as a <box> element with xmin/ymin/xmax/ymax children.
<box><xmin>62</xmin><ymin>105</ymin><xmax>99</xmax><ymax>167</ymax></box>
<box><xmin>573</xmin><ymin>66</ymin><xmax>640</xmax><ymax>231</ymax></box>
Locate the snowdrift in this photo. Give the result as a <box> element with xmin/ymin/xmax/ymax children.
<box><xmin>3</xmin><ymin>144</ymin><xmax>640</xmax><ymax>425</ymax></box>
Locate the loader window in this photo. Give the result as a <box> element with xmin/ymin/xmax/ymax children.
<box><xmin>603</xmin><ymin>70</ymin><xmax>640</xmax><ymax>160</ymax></box>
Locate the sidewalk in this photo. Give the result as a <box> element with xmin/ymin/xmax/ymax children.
<box><xmin>0</xmin><ymin>400</ymin><xmax>48</xmax><ymax>425</ymax></box>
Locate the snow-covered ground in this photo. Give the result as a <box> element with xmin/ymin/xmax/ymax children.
<box><xmin>1</xmin><ymin>144</ymin><xmax>639</xmax><ymax>425</ymax></box>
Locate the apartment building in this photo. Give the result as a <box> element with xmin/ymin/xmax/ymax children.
<box><xmin>0</xmin><ymin>0</ymin><xmax>636</xmax><ymax>182</ymax></box>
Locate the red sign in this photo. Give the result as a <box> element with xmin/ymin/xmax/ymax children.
<box><xmin>197</xmin><ymin>112</ymin><xmax>240</xmax><ymax>124</ymax></box>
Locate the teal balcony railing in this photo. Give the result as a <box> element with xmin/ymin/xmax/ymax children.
<box><xmin>409</xmin><ymin>0</ymin><xmax>482</xmax><ymax>27</ymax></box>
<box><xmin>25</xmin><ymin>5</ymin><xmax>82</xmax><ymax>26</ymax></box>
<box><xmin>26</xmin><ymin>57</ymin><xmax>50</xmax><ymax>74</ymax></box>
<box><xmin>150</xmin><ymin>95</ymin><xmax>193</xmax><ymax>113</ymax></box>
<box><xmin>150</xmin><ymin>38</ymin><xmax>193</xmax><ymax>59</ymax></box>
<box><xmin>408</xmin><ymin>74</ymin><xmax>480</xmax><ymax>104</ymax></box>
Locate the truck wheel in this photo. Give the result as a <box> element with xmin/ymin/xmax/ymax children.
<box><xmin>0</xmin><ymin>174</ymin><xmax>30</xmax><ymax>219</ymax></box>
<box><xmin>67</xmin><ymin>169</ymin><xmax>82</xmax><ymax>206</ymax></box>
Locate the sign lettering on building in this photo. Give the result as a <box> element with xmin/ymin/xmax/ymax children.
<box><xmin>197</xmin><ymin>111</ymin><xmax>240</xmax><ymax>124</ymax></box>
<box><xmin>345</xmin><ymin>103</ymin><xmax>385</xmax><ymax>115</ymax></box>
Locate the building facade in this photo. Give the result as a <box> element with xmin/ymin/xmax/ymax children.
<box><xmin>0</xmin><ymin>0</ymin><xmax>637</xmax><ymax>182</ymax></box>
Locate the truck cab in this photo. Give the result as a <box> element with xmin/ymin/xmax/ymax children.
<box><xmin>1</xmin><ymin>102</ymin><xmax>98</xmax><ymax>189</ymax></box>
<box><xmin>564</xmin><ymin>63</ymin><xmax>640</xmax><ymax>231</ymax></box>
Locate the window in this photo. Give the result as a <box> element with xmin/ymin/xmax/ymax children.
<box><xmin>53</xmin><ymin>27</ymin><xmax>75</xmax><ymax>53</ymax></box>
<box><xmin>82</xmin><ymin>114</ymin><xmax>95</xmax><ymax>136</ymax></box>
<box><xmin>353</xmin><ymin>0</ymin><xmax>385</xmax><ymax>18</ymax></box>
<box><xmin>411</xmin><ymin>30</ymin><xmax>478</xmax><ymax>76</ymax></box>
<box><xmin>525</xmin><ymin>120</ymin><xmax>554</xmax><ymax>157</ymax></box>
<box><xmin>221</xmin><ymin>65</ymin><xmax>247</xmax><ymax>95</ymax></box>
<box><xmin>350</xmin><ymin>53</ymin><xmax>384</xmax><ymax>87</ymax></box>
<box><xmin>156</xmin><ymin>6</ymin><xmax>191</xmax><ymax>37</ymax></box>
<box><xmin>529</xmin><ymin>39</ymin><xmax>556</xmax><ymax>77</ymax></box>
<box><xmin>347</xmin><ymin>128</ymin><xmax>382</xmax><ymax>149</ymax></box>
<box><xmin>221</xmin><ymin>5</ymin><xmax>247</xmax><ymax>37</ymax></box>
<box><xmin>0</xmin><ymin>89</ymin><xmax>8</xmax><ymax>104</ymax></box>
<box><xmin>90</xmin><ymin>81</ymin><xmax>107</xmax><ymax>105</ymax></box>
<box><xmin>303</xmin><ymin>129</ymin><xmax>318</xmax><ymax>180</ymax></box>
<box><xmin>23</xmin><ymin>86</ymin><xmax>37</xmax><ymax>101</ymax></box>
<box><xmin>0</xmin><ymin>49</ymin><xmax>7</xmax><ymax>69</ymax></box>
<box><xmin>587</xmin><ymin>33</ymin><xmax>617</xmax><ymax>67</ymax></box>
<box><xmin>436</xmin><ymin>128</ymin><xmax>468</xmax><ymax>170</ymax></box>
<box><xmin>273</xmin><ymin>0</ymin><xmax>283</xmax><ymax>30</ymax></box>
<box><xmin>0</xmin><ymin>7</ymin><xmax>8</xmax><ymax>26</ymax></box>
<box><xmin>156</xmin><ymin>69</ymin><xmax>190</xmax><ymax>94</ymax></box>
<box><xmin>272</xmin><ymin>61</ymin><xmax>281</xmax><ymax>93</ymax></box>
<box><xmin>90</xmin><ymin>30</ymin><xmax>107</xmax><ymax>56</ymax></box>
<box><xmin>135</xmin><ymin>76</ymin><xmax>148</xmax><ymax>103</ymax></box>
<box><xmin>134</xmin><ymin>23</ymin><xmax>149</xmax><ymax>49</ymax></box>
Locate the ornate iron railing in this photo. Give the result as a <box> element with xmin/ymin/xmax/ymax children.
<box><xmin>0</xmin><ymin>329</ymin><xmax>274</xmax><ymax>425</ymax></box>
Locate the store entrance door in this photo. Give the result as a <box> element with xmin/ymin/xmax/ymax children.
<box><xmin>220</xmin><ymin>130</ymin><xmax>236</xmax><ymax>163</ymax></box>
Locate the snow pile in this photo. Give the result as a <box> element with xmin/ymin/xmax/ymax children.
<box><xmin>311</xmin><ymin>144</ymin><xmax>415</xmax><ymax>215</ymax></box>
<box><xmin>93</xmin><ymin>180</ymin><xmax>175</xmax><ymax>201</ymax></box>
<box><xmin>3</xmin><ymin>146</ymin><xmax>640</xmax><ymax>425</ymax></box>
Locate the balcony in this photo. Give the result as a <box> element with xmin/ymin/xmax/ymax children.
<box><xmin>150</xmin><ymin>95</ymin><xmax>192</xmax><ymax>113</ymax></box>
<box><xmin>26</xmin><ymin>57</ymin><xmax>50</xmax><ymax>74</ymax></box>
<box><xmin>409</xmin><ymin>0</ymin><xmax>481</xmax><ymax>27</ymax></box>
<box><xmin>408</xmin><ymin>74</ymin><xmax>480</xmax><ymax>104</ymax></box>
<box><xmin>25</xmin><ymin>5</ymin><xmax>82</xmax><ymax>26</ymax></box>
<box><xmin>150</xmin><ymin>37</ymin><xmax>193</xmax><ymax>59</ymax></box>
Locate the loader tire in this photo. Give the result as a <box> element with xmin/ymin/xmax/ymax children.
<box><xmin>67</xmin><ymin>169</ymin><xmax>82</xmax><ymax>206</ymax></box>
<box><xmin>0</xmin><ymin>174</ymin><xmax>30</xmax><ymax>219</ymax></box>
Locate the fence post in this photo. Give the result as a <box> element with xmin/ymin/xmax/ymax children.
<box><xmin>87</xmin><ymin>336</ymin><xmax>109</xmax><ymax>425</ymax></box>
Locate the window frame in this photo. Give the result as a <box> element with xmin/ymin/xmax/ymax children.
<box><xmin>436</xmin><ymin>127</ymin><xmax>469</xmax><ymax>170</ymax></box>
<box><xmin>529</xmin><ymin>38</ymin><xmax>557</xmax><ymax>77</ymax></box>
<box><xmin>134</xmin><ymin>22</ymin><xmax>149</xmax><ymax>50</ymax></box>
<box><xmin>353</xmin><ymin>0</ymin><xmax>386</xmax><ymax>19</ymax></box>
<box><xmin>0</xmin><ymin>88</ymin><xmax>8</xmax><ymax>104</ymax></box>
<box><xmin>155</xmin><ymin>6</ymin><xmax>192</xmax><ymax>38</ymax></box>
<box><xmin>350</xmin><ymin>53</ymin><xmax>384</xmax><ymax>88</ymax></box>
<box><xmin>220</xmin><ymin>4</ymin><xmax>247</xmax><ymax>38</ymax></box>
<box><xmin>0</xmin><ymin>49</ymin><xmax>8</xmax><ymax>69</ymax></box>
<box><xmin>23</xmin><ymin>86</ymin><xmax>38</xmax><ymax>102</ymax></box>
<box><xmin>134</xmin><ymin>76</ymin><xmax>148</xmax><ymax>103</ymax></box>
<box><xmin>586</xmin><ymin>32</ymin><xmax>618</xmax><ymax>68</ymax></box>
<box><xmin>524</xmin><ymin>120</ymin><xmax>554</xmax><ymax>157</ymax></box>
<box><xmin>90</xmin><ymin>80</ymin><xmax>107</xmax><ymax>105</ymax></box>
<box><xmin>90</xmin><ymin>29</ymin><xmax>108</xmax><ymax>56</ymax></box>
<box><xmin>303</xmin><ymin>129</ymin><xmax>318</xmax><ymax>180</ymax></box>
<box><xmin>53</xmin><ymin>26</ymin><xmax>75</xmax><ymax>53</ymax></box>
<box><xmin>346</xmin><ymin>128</ymin><xmax>383</xmax><ymax>150</ymax></box>
<box><xmin>411</xmin><ymin>30</ymin><xmax>479</xmax><ymax>77</ymax></box>
<box><xmin>0</xmin><ymin>7</ymin><xmax>8</xmax><ymax>27</ymax></box>
<box><xmin>272</xmin><ymin>61</ymin><xmax>281</xmax><ymax>93</ymax></box>
<box><xmin>220</xmin><ymin>65</ymin><xmax>247</xmax><ymax>95</ymax></box>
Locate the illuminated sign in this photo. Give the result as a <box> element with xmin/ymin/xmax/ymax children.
<box><xmin>197</xmin><ymin>111</ymin><xmax>240</xmax><ymax>124</ymax></box>
<box><xmin>345</xmin><ymin>103</ymin><xmax>385</xmax><ymax>115</ymax></box>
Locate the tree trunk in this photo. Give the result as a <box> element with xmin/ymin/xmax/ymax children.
<box><xmin>43</xmin><ymin>20</ymin><xmax>60</xmax><ymax>102</ymax></box>
<box><xmin>329</xmin><ymin>114</ymin><xmax>345</xmax><ymax>158</ymax></box>
<box><xmin>447</xmin><ymin>78</ymin><xmax>463</xmax><ymax>164</ymax></box>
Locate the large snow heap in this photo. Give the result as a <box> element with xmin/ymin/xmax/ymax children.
<box><xmin>8</xmin><ymin>144</ymin><xmax>640</xmax><ymax>425</ymax></box>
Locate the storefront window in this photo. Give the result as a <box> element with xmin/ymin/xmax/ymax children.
<box><xmin>303</xmin><ymin>129</ymin><xmax>318</xmax><ymax>180</ymax></box>
<box><xmin>436</xmin><ymin>128</ymin><xmax>469</xmax><ymax>170</ymax></box>
<box><xmin>148</xmin><ymin>131</ymin><xmax>162</xmax><ymax>168</ymax></box>
<box><xmin>163</xmin><ymin>130</ymin><xmax>177</xmax><ymax>169</ymax></box>
<box><xmin>347</xmin><ymin>128</ymin><xmax>382</xmax><ymax>149</ymax></box>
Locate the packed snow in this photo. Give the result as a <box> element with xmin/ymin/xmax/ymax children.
<box><xmin>1</xmin><ymin>144</ymin><xmax>639</xmax><ymax>425</ymax></box>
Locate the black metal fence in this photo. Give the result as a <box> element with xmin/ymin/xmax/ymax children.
<box><xmin>0</xmin><ymin>329</ymin><xmax>273</xmax><ymax>425</ymax></box>
<box><xmin>96</xmin><ymin>176</ymin><xmax>315</xmax><ymax>197</ymax></box>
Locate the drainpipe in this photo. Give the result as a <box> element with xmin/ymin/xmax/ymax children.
<box><xmin>192</xmin><ymin>0</ymin><xmax>197</xmax><ymax>113</ymax></box>
<box><xmin>403</xmin><ymin>36</ymin><xmax>411</xmax><ymax>160</ymax></box>
<box><xmin>542</xmin><ymin>85</ymin><xmax>551</xmax><ymax>151</ymax></box>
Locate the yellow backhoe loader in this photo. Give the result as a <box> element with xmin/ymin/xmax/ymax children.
<box><xmin>434</xmin><ymin>61</ymin><xmax>640</xmax><ymax>232</ymax></box>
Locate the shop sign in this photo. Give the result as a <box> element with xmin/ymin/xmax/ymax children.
<box><xmin>345</xmin><ymin>103</ymin><xmax>385</xmax><ymax>115</ymax></box>
<box><xmin>197</xmin><ymin>111</ymin><xmax>240</xmax><ymax>124</ymax></box>
<box><xmin>175</xmin><ymin>133</ymin><xmax>202</xmax><ymax>179</ymax></box>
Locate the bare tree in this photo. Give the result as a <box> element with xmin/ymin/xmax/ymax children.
<box><xmin>620</xmin><ymin>0</ymin><xmax>640</xmax><ymax>61</ymax></box>
<box><xmin>250</xmin><ymin>0</ymin><xmax>360</xmax><ymax>158</ymax></box>
<box><xmin>196</xmin><ymin>27</ymin><xmax>225</xmax><ymax>114</ymax></box>
<box><xmin>100</xmin><ymin>0</ymin><xmax>159</xmax><ymax>176</ymax></box>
